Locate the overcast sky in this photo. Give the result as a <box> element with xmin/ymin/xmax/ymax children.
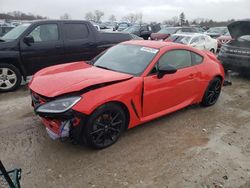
<box><xmin>0</xmin><ymin>0</ymin><xmax>249</xmax><ymax>22</ymax></box>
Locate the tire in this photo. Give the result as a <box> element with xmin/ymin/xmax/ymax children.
<box><xmin>210</xmin><ymin>49</ymin><xmax>215</xmax><ymax>54</ymax></box>
<box><xmin>0</xmin><ymin>63</ymin><xmax>22</xmax><ymax>92</ymax></box>
<box><xmin>201</xmin><ymin>77</ymin><xmax>222</xmax><ymax>107</ymax></box>
<box><xmin>82</xmin><ymin>103</ymin><xmax>127</xmax><ymax>149</ymax></box>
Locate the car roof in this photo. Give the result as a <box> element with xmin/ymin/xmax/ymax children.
<box><xmin>172</xmin><ymin>33</ymin><xmax>206</xmax><ymax>37</ymax></box>
<box><xmin>122</xmin><ymin>40</ymin><xmax>183</xmax><ymax>49</ymax></box>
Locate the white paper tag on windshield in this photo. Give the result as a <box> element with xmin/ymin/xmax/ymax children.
<box><xmin>140</xmin><ymin>47</ymin><xmax>158</xmax><ymax>54</ymax></box>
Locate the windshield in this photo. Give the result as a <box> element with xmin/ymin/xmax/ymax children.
<box><xmin>119</xmin><ymin>24</ymin><xmax>128</xmax><ymax>28</ymax></box>
<box><xmin>207</xmin><ymin>27</ymin><xmax>227</xmax><ymax>34</ymax></box>
<box><xmin>224</xmin><ymin>31</ymin><xmax>231</xmax><ymax>36</ymax></box>
<box><xmin>158</xmin><ymin>28</ymin><xmax>178</xmax><ymax>34</ymax></box>
<box><xmin>2</xmin><ymin>23</ymin><xmax>30</xmax><ymax>41</ymax></box>
<box><xmin>123</xmin><ymin>26</ymin><xmax>140</xmax><ymax>33</ymax></box>
<box><xmin>93</xmin><ymin>44</ymin><xmax>159</xmax><ymax>75</ymax></box>
<box><xmin>169</xmin><ymin>35</ymin><xmax>191</xmax><ymax>44</ymax></box>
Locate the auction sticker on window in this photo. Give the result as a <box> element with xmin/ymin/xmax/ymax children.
<box><xmin>140</xmin><ymin>47</ymin><xmax>159</xmax><ymax>54</ymax></box>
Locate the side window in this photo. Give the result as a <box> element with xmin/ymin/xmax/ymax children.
<box><xmin>182</xmin><ymin>28</ymin><xmax>191</xmax><ymax>32</ymax></box>
<box><xmin>141</xmin><ymin>26</ymin><xmax>147</xmax><ymax>31</ymax></box>
<box><xmin>28</xmin><ymin>24</ymin><xmax>59</xmax><ymax>42</ymax></box>
<box><xmin>64</xmin><ymin>23</ymin><xmax>89</xmax><ymax>40</ymax></box>
<box><xmin>190</xmin><ymin>37</ymin><xmax>199</xmax><ymax>44</ymax></box>
<box><xmin>200</xmin><ymin>36</ymin><xmax>206</xmax><ymax>43</ymax></box>
<box><xmin>159</xmin><ymin>50</ymin><xmax>192</xmax><ymax>70</ymax></box>
<box><xmin>191</xmin><ymin>52</ymin><xmax>203</xmax><ymax>65</ymax></box>
<box><xmin>176</xmin><ymin>29</ymin><xmax>182</xmax><ymax>34</ymax></box>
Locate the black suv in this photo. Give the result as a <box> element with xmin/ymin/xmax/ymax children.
<box><xmin>0</xmin><ymin>20</ymin><xmax>132</xmax><ymax>92</ymax></box>
<box><xmin>218</xmin><ymin>20</ymin><xmax>250</xmax><ymax>75</ymax></box>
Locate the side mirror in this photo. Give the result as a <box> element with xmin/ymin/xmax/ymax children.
<box><xmin>23</xmin><ymin>36</ymin><xmax>34</xmax><ymax>45</ymax></box>
<box><xmin>157</xmin><ymin>65</ymin><xmax>177</xmax><ymax>79</ymax></box>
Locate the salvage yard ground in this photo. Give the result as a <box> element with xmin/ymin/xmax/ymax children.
<box><xmin>0</xmin><ymin>74</ymin><xmax>250</xmax><ymax>188</ymax></box>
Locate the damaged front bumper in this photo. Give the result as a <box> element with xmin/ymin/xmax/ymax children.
<box><xmin>31</xmin><ymin>91</ymin><xmax>84</xmax><ymax>140</ymax></box>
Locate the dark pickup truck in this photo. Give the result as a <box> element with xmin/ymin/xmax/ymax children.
<box><xmin>0</xmin><ymin>20</ymin><xmax>133</xmax><ymax>92</ymax></box>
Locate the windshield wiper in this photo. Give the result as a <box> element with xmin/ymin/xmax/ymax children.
<box><xmin>0</xmin><ymin>38</ymin><xmax>5</xmax><ymax>42</ymax></box>
<box><xmin>95</xmin><ymin>65</ymin><xmax>112</xmax><ymax>70</ymax></box>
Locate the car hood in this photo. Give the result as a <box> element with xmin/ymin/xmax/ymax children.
<box><xmin>0</xmin><ymin>40</ymin><xmax>16</xmax><ymax>51</ymax></box>
<box><xmin>29</xmin><ymin>62</ymin><xmax>133</xmax><ymax>98</ymax></box>
<box><xmin>228</xmin><ymin>20</ymin><xmax>250</xmax><ymax>39</ymax></box>
<box><xmin>150</xmin><ymin>33</ymin><xmax>169</xmax><ymax>40</ymax></box>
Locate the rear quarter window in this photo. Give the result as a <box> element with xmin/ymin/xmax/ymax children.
<box><xmin>191</xmin><ymin>52</ymin><xmax>204</xmax><ymax>65</ymax></box>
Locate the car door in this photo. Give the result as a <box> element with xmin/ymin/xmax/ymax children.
<box><xmin>62</xmin><ymin>22</ymin><xmax>97</xmax><ymax>62</ymax></box>
<box><xmin>20</xmin><ymin>23</ymin><xmax>64</xmax><ymax>75</ymax></box>
<box><xmin>143</xmin><ymin>49</ymin><xmax>199</xmax><ymax>117</ymax></box>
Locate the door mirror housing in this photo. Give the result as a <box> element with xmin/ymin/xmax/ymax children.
<box><xmin>23</xmin><ymin>36</ymin><xmax>34</xmax><ymax>45</ymax></box>
<box><xmin>157</xmin><ymin>65</ymin><xmax>177</xmax><ymax>78</ymax></box>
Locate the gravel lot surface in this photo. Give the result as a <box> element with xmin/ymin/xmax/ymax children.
<box><xmin>0</xmin><ymin>74</ymin><xmax>250</xmax><ymax>188</ymax></box>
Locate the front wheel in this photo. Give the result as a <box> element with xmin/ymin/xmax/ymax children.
<box><xmin>201</xmin><ymin>77</ymin><xmax>222</xmax><ymax>107</ymax></box>
<box><xmin>83</xmin><ymin>103</ymin><xmax>127</xmax><ymax>149</ymax></box>
<box><xmin>0</xmin><ymin>64</ymin><xmax>22</xmax><ymax>92</ymax></box>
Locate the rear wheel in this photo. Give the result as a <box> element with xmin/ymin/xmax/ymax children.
<box><xmin>0</xmin><ymin>63</ymin><xmax>22</xmax><ymax>92</ymax></box>
<box><xmin>83</xmin><ymin>103</ymin><xmax>127</xmax><ymax>149</ymax></box>
<box><xmin>201</xmin><ymin>77</ymin><xmax>222</xmax><ymax>107</ymax></box>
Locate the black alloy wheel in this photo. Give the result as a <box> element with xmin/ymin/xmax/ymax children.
<box><xmin>84</xmin><ymin>103</ymin><xmax>126</xmax><ymax>149</ymax></box>
<box><xmin>201</xmin><ymin>77</ymin><xmax>222</xmax><ymax>106</ymax></box>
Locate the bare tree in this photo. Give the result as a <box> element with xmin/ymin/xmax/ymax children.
<box><xmin>94</xmin><ymin>10</ymin><xmax>104</xmax><ymax>23</ymax></box>
<box><xmin>123</xmin><ymin>13</ymin><xmax>143</xmax><ymax>24</ymax></box>
<box><xmin>163</xmin><ymin>16</ymin><xmax>179</xmax><ymax>26</ymax></box>
<box><xmin>179</xmin><ymin>12</ymin><xmax>185</xmax><ymax>26</ymax></box>
<box><xmin>85</xmin><ymin>12</ymin><xmax>95</xmax><ymax>21</ymax></box>
<box><xmin>60</xmin><ymin>13</ymin><xmax>71</xmax><ymax>20</ymax></box>
<box><xmin>109</xmin><ymin>14</ymin><xmax>116</xmax><ymax>22</ymax></box>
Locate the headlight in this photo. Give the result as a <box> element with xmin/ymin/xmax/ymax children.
<box><xmin>36</xmin><ymin>96</ymin><xmax>81</xmax><ymax>113</ymax></box>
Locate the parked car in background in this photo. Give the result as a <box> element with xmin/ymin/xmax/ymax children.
<box><xmin>129</xmin><ymin>33</ymin><xmax>143</xmax><ymax>40</ymax></box>
<box><xmin>167</xmin><ymin>33</ymin><xmax>218</xmax><ymax>53</ymax></box>
<box><xmin>0</xmin><ymin>26</ymin><xmax>14</xmax><ymax>37</ymax></box>
<box><xmin>0</xmin><ymin>20</ymin><xmax>133</xmax><ymax>92</ymax></box>
<box><xmin>117</xmin><ymin>22</ymin><xmax>131</xmax><ymax>32</ymax></box>
<box><xmin>123</xmin><ymin>24</ymin><xmax>161</xmax><ymax>40</ymax></box>
<box><xmin>204</xmin><ymin>27</ymin><xmax>228</xmax><ymax>38</ymax></box>
<box><xmin>99</xmin><ymin>22</ymin><xmax>118</xmax><ymax>32</ymax></box>
<box><xmin>29</xmin><ymin>40</ymin><xmax>224</xmax><ymax>149</ymax></box>
<box><xmin>217</xmin><ymin>31</ymin><xmax>232</xmax><ymax>51</ymax></box>
<box><xmin>90</xmin><ymin>21</ymin><xmax>101</xmax><ymax>31</ymax></box>
<box><xmin>218</xmin><ymin>20</ymin><xmax>250</xmax><ymax>74</ymax></box>
<box><xmin>151</xmin><ymin>27</ymin><xmax>199</xmax><ymax>41</ymax></box>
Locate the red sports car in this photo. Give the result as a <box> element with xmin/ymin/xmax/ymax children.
<box><xmin>29</xmin><ymin>40</ymin><xmax>224</xmax><ymax>149</ymax></box>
